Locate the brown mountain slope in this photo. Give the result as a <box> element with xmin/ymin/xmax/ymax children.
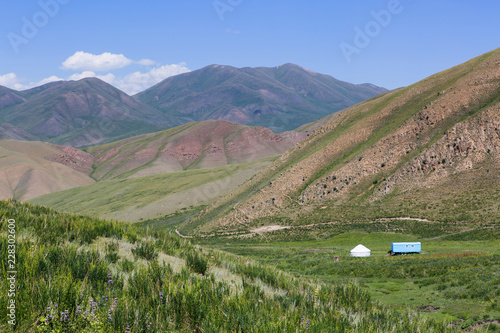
<box><xmin>30</xmin><ymin>120</ymin><xmax>306</xmax><ymax>221</ymax></box>
<box><xmin>0</xmin><ymin>140</ymin><xmax>94</xmax><ymax>200</ymax></box>
<box><xmin>0</xmin><ymin>123</ymin><xmax>38</xmax><ymax>141</ymax></box>
<box><xmin>86</xmin><ymin>119</ymin><xmax>307</xmax><ymax>181</ymax></box>
<box><xmin>0</xmin><ymin>120</ymin><xmax>305</xmax><ymax>203</ymax></box>
<box><xmin>0</xmin><ymin>86</ymin><xmax>26</xmax><ymax>109</ymax></box>
<box><xmin>189</xmin><ymin>48</ymin><xmax>500</xmax><ymax>234</ymax></box>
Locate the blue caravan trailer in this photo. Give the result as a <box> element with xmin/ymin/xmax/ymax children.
<box><xmin>389</xmin><ymin>242</ymin><xmax>421</xmax><ymax>256</ymax></box>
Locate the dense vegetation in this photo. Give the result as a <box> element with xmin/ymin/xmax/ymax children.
<box><xmin>0</xmin><ymin>200</ymin><xmax>463</xmax><ymax>332</ymax></box>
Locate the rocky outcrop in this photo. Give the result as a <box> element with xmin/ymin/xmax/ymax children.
<box><xmin>45</xmin><ymin>144</ymin><xmax>95</xmax><ymax>175</ymax></box>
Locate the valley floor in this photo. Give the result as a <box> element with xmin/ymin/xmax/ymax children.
<box><xmin>196</xmin><ymin>219</ymin><xmax>500</xmax><ymax>330</ymax></box>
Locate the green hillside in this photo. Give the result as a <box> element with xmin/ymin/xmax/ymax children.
<box><xmin>31</xmin><ymin>159</ymin><xmax>273</xmax><ymax>222</ymax></box>
<box><xmin>193</xmin><ymin>213</ymin><xmax>500</xmax><ymax>325</ymax></box>
<box><xmin>0</xmin><ymin>200</ymin><xmax>459</xmax><ymax>332</ymax></box>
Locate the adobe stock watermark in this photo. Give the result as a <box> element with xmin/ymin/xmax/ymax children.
<box><xmin>7</xmin><ymin>0</ymin><xmax>70</xmax><ymax>54</ymax></box>
<box><xmin>340</xmin><ymin>0</ymin><xmax>410</xmax><ymax>63</ymax></box>
<box><xmin>213</xmin><ymin>0</ymin><xmax>243</xmax><ymax>21</ymax></box>
<box><xmin>6</xmin><ymin>218</ymin><xmax>17</xmax><ymax>327</ymax></box>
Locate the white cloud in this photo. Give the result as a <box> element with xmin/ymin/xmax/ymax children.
<box><xmin>98</xmin><ymin>73</ymin><xmax>117</xmax><ymax>84</ymax></box>
<box><xmin>68</xmin><ymin>71</ymin><xmax>97</xmax><ymax>81</ymax></box>
<box><xmin>115</xmin><ymin>63</ymin><xmax>190</xmax><ymax>94</ymax></box>
<box><xmin>136</xmin><ymin>59</ymin><xmax>158</xmax><ymax>66</ymax></box>
<box><xmin>0</xmin><ymin>73</ymin><xmax>25</xmax><ymax>90</ymax></box>
<box><xmin>0</xmin><ymin>73</ymin><xmax>63</xmax><ymax>90</ymax></box>
<box><xmin>64</xmin><ymin>63</ymin><xmax>189</xmax><ymax>94</ymax></box>
<box><xmin>2</xmin><ymin>61</ymin><xmax>190</xmax><ymax>95</ymax></box>
<box><xmin>62</xmin><ymin>51</ymin><xmax>133</xmax><ymax>71</ymax></box>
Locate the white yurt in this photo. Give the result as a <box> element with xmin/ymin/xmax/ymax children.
<box><xmin>350</xmin><ymin>244</ymin><xmax>371</xmax><ymax>257</ymax></box>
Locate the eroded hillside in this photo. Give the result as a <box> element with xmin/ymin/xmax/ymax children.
<box><xmin>86</xmin><ymin>120</ymin><xmax>306</xmax><ymax>181</ymax></box>
<box><xmin>192</xmin><ymin>48</ymin><xmax>500</xmax><ymax>234</ymax></box>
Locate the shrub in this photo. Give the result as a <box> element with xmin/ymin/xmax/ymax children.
<box><xmin>120</xmin><ymin>258</ymin><xmax>135</xmax><ymax>273</ymax></box>
<box><xmin>132</xmin><ymin>241</ymin><xmax>158</xmax><ymax>261</ymax></box>
<box><xmin>105</xmin><ymin>252</ymin><xmax>120</xmax><ymax>263</ymax></box>
<box><xmin>105</xmin><ymin>241</ymin><xmax>120</xmax><ymax>263</ymax></box>
<box><xmin>186</xmin><ymin>249</ymin><xmax>208</xmax><ymax>275</ymax></box>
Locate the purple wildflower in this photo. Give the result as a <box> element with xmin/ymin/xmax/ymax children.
<box><xmin>60</xmin><ymin>309</ymin><xmax>70</xmax><ymax>322</ymax></box>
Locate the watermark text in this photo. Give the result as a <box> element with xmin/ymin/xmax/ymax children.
<box><xmin>6</xmin><ymin>219</ymin><xmax>17</xmax><ymax>326</ymax></box>
<box><xmin>213</xmin><ymin>0</ymin><xmax>243</xmax><ymax>21</ymax></box>
<box><xmin>8</xmin><ymin>0</ymin><xmax>70</xmax><ymax>54</ymax></box>
<box><xmin>340</xmin><ymin>0</ymin><xmax>407</xmax><ymax>63</ymax></box>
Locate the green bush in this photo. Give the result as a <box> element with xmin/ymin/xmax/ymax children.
<box><xmin>105</xmin><ymin>252</ymin><xmax>120</xmax><ymax>263</ymax></box>
<box><xmin>185</xmin><ymin>249</ymin><xmax>208</xmax><ymax>275</ymax></box>
<box><xmin>119</xmin><ymin>258</ymin><xmax>134</xmax><ymax>273</ymax></box>
<box><xmin>131</xmin><ymin>241</ymin><xmax>158</xmax><ymax>261</ymax></box>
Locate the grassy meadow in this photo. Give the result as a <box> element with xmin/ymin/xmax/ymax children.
<box><xmin>30</xmin><ymin>158</ymin><xmax>272</xmax><ymax>222</ymax></box>
<box><xmin>1</xmin><ymin>200</ymin><xmax>470</xmax><ymax>332</ymax></box>
<box><xmin>197</xmin><ymin>219</ymin><xmax>500</xmax><ymax>330</ymax></box>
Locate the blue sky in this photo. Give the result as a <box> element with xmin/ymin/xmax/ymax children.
<box><xmin>0</xmin><ymin>0</ymin><xmax>499</xmax><ymax>94</ymax></box>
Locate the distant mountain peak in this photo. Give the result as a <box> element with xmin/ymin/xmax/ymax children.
<box><xmin>276</xmin><ymin>63</ymin><xmax>317</xmax><ymax>74</ymax></box>
<box><xmin>1</xmin><ymin>63</ymin><xmax>386</xmax><ymax>148</ymax></box>
<box><xmin>73</xmin><ymin>77</ymin><xmax>106</xmax><ymax>84</ymax></box>
<box><xmin>0</xmin><ymin>85</ymin><xmax>26</xmax><ymax>109</ymax></box>
<box><xmin>0</xmin><ymin>78</ymin><xmax>172</xmax><ymax>147</ymax></box>
<box><xmin>136</xmin><ymin>63</ymin><xmax>386</xmax><ymax>132</ymax></box>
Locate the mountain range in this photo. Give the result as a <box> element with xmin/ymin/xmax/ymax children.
<box><xmin>0</xmin><ymin>78</ymin><xmax>170</xmax><ymax>147</ymax></box>
<box><xmin>182</xmin><ymin>48</ymin><xmax>500</xmax><ymax>234</ymax></box>
<box><xmin>8</xmin><ymin>48</ymin><xmax>500</xmax><ymax>232</ymax></box>
<box><xmin>136</xmin><ymin>63</ymin><xmax>386</xmax><ymax>132</ymax></box>
<box><xmin>0</xmin><ymin>64</ymin><xmax>385</xmax><ymax>147</ymax></box>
